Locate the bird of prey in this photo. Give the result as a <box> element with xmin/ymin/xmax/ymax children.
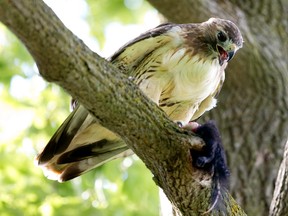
<box><xmin>36</xmin><ymin>18</ymin><xmax>243</xmax><ymax>183</ymax></box>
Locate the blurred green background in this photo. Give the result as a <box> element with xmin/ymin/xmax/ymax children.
<box><xmin>0</xmin><ymin>0</ymin><xmax>161</xmax><ymax>215</ymax></box>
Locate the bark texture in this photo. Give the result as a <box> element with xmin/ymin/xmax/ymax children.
<box><xmin>270</xmin><ymin>141</ymin><xmax>288</xmax><ymax>216</ymax></box>
<box><xmin>147</xmin><ymin>0</ymin><xmax>288</xmax><ymax>215</ymax></box>
<box><xmin>0</xmin><ymin>0</ymin><xmax>247</xmax><ymax>215</ymax></box>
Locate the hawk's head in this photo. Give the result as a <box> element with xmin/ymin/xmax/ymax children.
<box><xmin>184</xmin><ymin>18</ymin><xmax>243</xmax><ymax>66</ymax></box>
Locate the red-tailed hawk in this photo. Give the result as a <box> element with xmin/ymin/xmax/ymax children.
<box><xmin>36</xmin><ymin>18</ymin><xmax>243</xmax><ymax>183</ymax></box>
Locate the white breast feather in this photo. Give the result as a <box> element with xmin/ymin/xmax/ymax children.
<box><xmin>137</xmin><ymin>31</ymin><xmax>223</xmax><ymax>123</ymax></box>
<box><xmin>162</xmin><ymin>48</ymin><xmax>222</xmax><ymax>103</ymax></box>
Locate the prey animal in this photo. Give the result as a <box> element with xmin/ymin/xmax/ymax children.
<box><xmin>36</xmin><ymin>18</ymin><xmax>243</xmax><ymax>211</ymax></box>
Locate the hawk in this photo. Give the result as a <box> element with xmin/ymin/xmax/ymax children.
<box><xmin>36</xmin><ymin>18</ymin><xmax>243</xmax><ymax>183</ymax></box>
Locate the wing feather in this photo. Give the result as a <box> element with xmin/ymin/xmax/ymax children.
<box><xmin>109</xmin><ymin>23</ymin><xmax>175</xmax><ymax>74</ymax></box>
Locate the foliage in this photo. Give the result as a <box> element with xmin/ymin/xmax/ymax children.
<box><xmin>0</xmin><ymin>0</ymin><xmax>159</xmax><ymax>215</ymax></box>
<box><xmin>86</xmin><ymin>0</ymin><xmax>153</xmax><ymax>46</ymax></box>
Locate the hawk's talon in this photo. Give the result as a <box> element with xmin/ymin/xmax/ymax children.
<box><xmin>182</xmin><ymin>121</ymin><xmax>200</xmax><ymax>131</ymax></box>
<box><xmin>194</xmin><ymin>156</ymin><xmax>211</xmax><ymax>168</ymax></box>
<box><xmin>175</xmin><ymin>121</ymin><xmax>184</xmax><ymax>127</ymax></box>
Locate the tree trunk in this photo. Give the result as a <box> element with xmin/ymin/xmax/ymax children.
<box><xmin>148</xmin><ymin>0</ymin><xmax>288</xmax><ymax>215</ymax></box>
<box><xmin>270</xmin><ymin>141</ymin><xmax>288</xmax><ymax>216</ymax></box>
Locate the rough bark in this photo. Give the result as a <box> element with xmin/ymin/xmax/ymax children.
<box><xmin>147</xmin><ymin>0</ymin><xmax>288</xmax><ymax>215</ymax></box>
<box><xmin>270</xmin><ymin>141</ymin><xmax>288</xmax><ymax>216</ymax></box>
<box><xmin>0</xmin><ymin>0</ymin><xmax>247</xmax><ymax>215</ymax></box>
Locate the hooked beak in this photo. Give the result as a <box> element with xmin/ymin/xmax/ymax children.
<box><xmin>227</xmin><ymin>51</ymin><xmax>235</xmax><ymax>61</ymax></box>
<box><xmin>217</xmin><ymin>45</ymin><xmax>235</xmax><ymax>66</ymax></box>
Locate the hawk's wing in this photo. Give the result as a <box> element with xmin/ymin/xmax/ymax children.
<box><xmin>36</xmin><ymin>23</ymin><xmax>176</xmax><ymax>182</ymax></box>
<box><xmin>109</xmin><ymin>23</ymin><xmax>175</xmax><ymax>74</ymax></box>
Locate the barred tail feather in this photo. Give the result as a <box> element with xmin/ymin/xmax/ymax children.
<box><xmin>35</xmin><ymin>105</ymin><xmax>131</xmax><ymax>182</ymax></box>
<box><xmin>39</xmin><ymin>147</ymin><xmax>131</xmax><ymax>182</ymax></box>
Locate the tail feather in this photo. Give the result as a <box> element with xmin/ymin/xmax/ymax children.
<box><xmin>60</xmin><ymin>147</ymin><xmax>131</xmax><ymax>182</ymax></box>
<box><xmin>41</xmin><ymin>147</ymin><xmax>131</xmax><ymax>182</ymax></box>
<box><xmin>36</xmin><ymin>105</ymin><xmax>131</xmax><ymax>182</ymax></box>
<box><xmin>37</xmin><ymin>105</ymin><xmax>89</xmax><ymax>164</ymax></box>
<box><xmin>57</xmin><ymin>139</ymin><xmax>127</xmax><ymax>164</ymax></box>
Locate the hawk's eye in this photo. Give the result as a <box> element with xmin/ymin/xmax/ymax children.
<box><xmin>217</xmin><ymin>31</ymin><xmax>227</xmax><ymax>42</ymax></box>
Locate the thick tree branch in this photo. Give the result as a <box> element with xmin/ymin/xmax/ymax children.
<box><xmin>0</xmin><ymin>0</ymin><xmax>246</xmax><ymax>215</ymax></box>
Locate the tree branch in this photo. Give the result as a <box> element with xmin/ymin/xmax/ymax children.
<box><xmin>0</xmin><ymin>0</ymin><xmax>246</xmax><ymax>214</ymax></box>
